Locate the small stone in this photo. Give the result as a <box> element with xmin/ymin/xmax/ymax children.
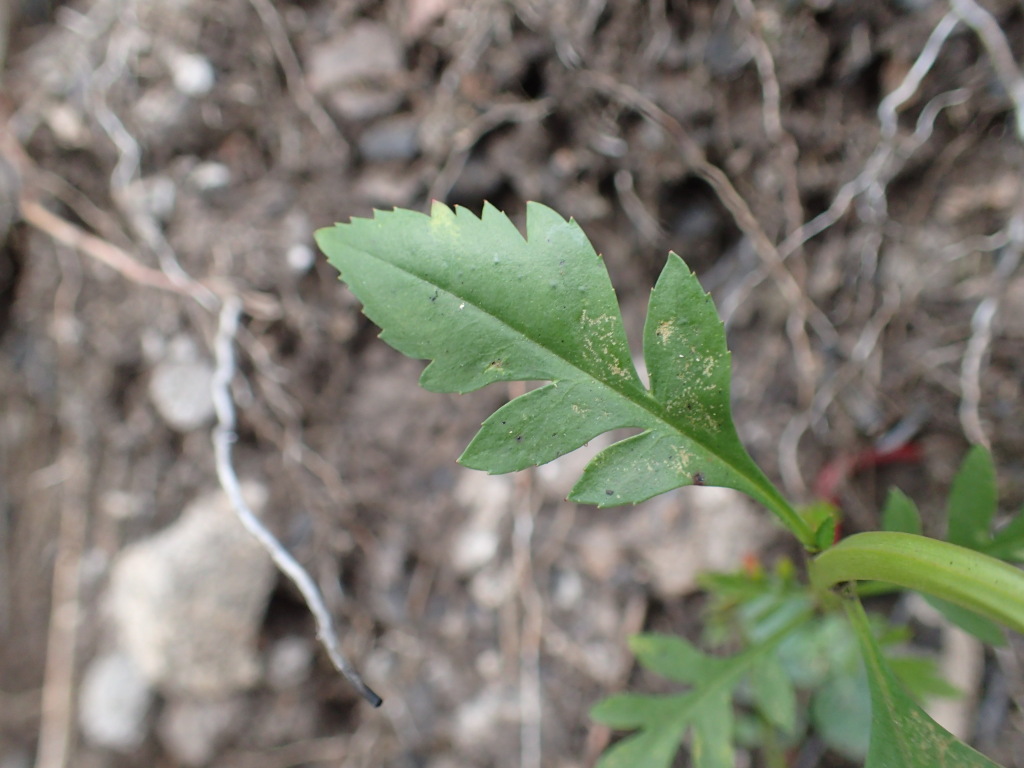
<box><xmin>452</xmin><ymin>471</ymin><xmax>510</xmax><ymax>574</ymax></box>
<box><xmin>452</xmin><ymin>689</ymin><xmax>517</xmax><ymax>751</ymax></box>
<box><xmin>357</xmin><ymin>115</ymin><xmax>420</xmax><ymax>162</ymax></box>
<box><xmin>157</xmin><ymin>697</ymin><xmax>244</xmax><ymax>767</ymax></box>
<box><xmin>44</xmin><ymin>102</ymin><xmax>89</xmax><ymax>147</ymax></box>
<box><xmin>187</xmin><ymin>162</ymin><xmax>232</xmax><ymax>192</ymax></box>
<box><xmin>452</xmin><ymin>527</ymin><xmax>499</xmax><ymax>573</ymax></box>
<box><xmin>286</xmin><ymin>243</ymin><xmax>316</xmax><ymax>273</ymax></box>
<box><xmin>265</xmin><ymin>636</ymin><xmax>314</xmax><ymax>691</ymax></box>
<box><xmin>704</xmin><ymin>24</ymin><xmax>752</xmax><ymax>78</ymax></box>
<box><xmin>149</xmin><ymin>357</ymin><xmax>215</xmax><ymax>432</ymax></box>
<box><xmin>552</xmin><ymin>568</ymin><xmax>583</xmax><ymax>610</ymax></box>
<box><xmin>772</xmin><ymin>15</ymin><xmax>830</xmax><ymax>91</ymax></box>
<box><xmin>469</xmin><ymin>564</ymin><xmax>514</xmax><ymax>608</ymax></box>
<box><xmin>108</xmin><ymin>483</ymin><xmax>275</xmax><ymax>696</ymax></box>
<box><xmin>167</xmin><ymin>50</ymin><xmax>216</xmax><ymax>96</ymax></box>
<box><xmin>78</xmin><ymin>651</ymin><xmax>152</xmax><ymax>751</ymax></box>
<box><xmin>353</xmin><ymin>169</ymin><xmax>420</xmax><ymax>207</ymax></box>
<box><xmin>306</xmin><ymin>21</ymin><xmax>403</xmax><ymax>120</ymax></box>
<box><xmin>630</xmin><ymin>487</ymin><xmax>770</xmax><ymax>598</ymax></box>
<box><xmin>132</xmin><ymin>88</ymin><xmax>191</xmax><ymax>140</ymax></box>
<box><xmin>99</xmin><ymin>489</ymin><xmax>145</xmax><ymax>520</ymax></box>
<box><xmin>474</xmin><ymin>648</ymin><xmax>502</xmax><ymax>679</ymax></box>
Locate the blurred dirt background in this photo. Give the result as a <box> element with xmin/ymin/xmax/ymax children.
<box><xmin>1</xmin><ymin>0</ymin><xmax>1024</xmax><ymax>766</ymax></box>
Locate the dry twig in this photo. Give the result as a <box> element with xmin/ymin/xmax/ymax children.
<box><xmin>732</xmin><ymin>0</ymin><xmax>804</xmax><ymax>241</ymax></box>
<box><xmin>948</xmin><ymin>0</ymin><xmax>1024</xmax><ymax>141</ymax></box>
<box><xmin>33</xmin><ymin>251</ymin><xmax>89</xmax><ymax>768</ymax></box>
<box><xmin>246</xmin><ymin>0</ymin><xmax>348</xmax><ymax>154</ymax></box>
<box><xmin>958</xmin><ymin>215</ymin><xmax>1024</xmax><ymax>447</ymax></box>
<box><xmin>19</xmin><ymin>199</ymin><xmax>200</xmax><ymax>299</ymax></box>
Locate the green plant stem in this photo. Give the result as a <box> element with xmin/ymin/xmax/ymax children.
<box><xmin>761</xmin><ymin>724</ymin><xmax>790</xmax><ymax>768</ymax></box>
<box><xmin>811</xmin><ymin>531</ymin><xmax>1024</xmax><ymax>634</ymax></box>
<box><xmin>854</xmin><ymin>582</ymin><xmax>902</xmax><ymax>598</ymax></box>
<box><xmin>764</xmin><ymin>490</ymin><xmax>816</xmax><ymax>550</ymax></box>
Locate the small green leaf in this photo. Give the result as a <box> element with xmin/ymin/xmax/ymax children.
<box><xmin>947</xmin><ymin>445</ymin><xmax>996</xmax><ymax>549</ymax></box>
<box><xmin>591</xmin><ymin>692</ymin><xmax>688</xmax><ymax>730</ymax></box>
<box><xmin>811</xmin><ymin>664</ymin><xmax>871</xmax><ymax>760</ymax></box>
<box><xmin>887</xmin><ymin>655</ymin><xmax>962</xmax><ymax>700</ymax></box>
<box><xmin>801</xmin><ymin>501</ymin><xmax>839</xmax><ymax>550</ymax></box>
<box><xmin>982</xmin><ymin>509</ymin><xmax>1024</xmax><ymax>562</ymax></box>
<box><xmin>813</xmin><ymin>516</ymin><xmax>837</xmax><ymax>551</ymax></box>
<box><xmin>882</xmin><ymin>488</ymin><xmax>923</xmax><ymax>535</ymax></box>
<box><xmin>922</xmin><ymin>594</ymin><xmax>1005</xmax><ymax>647</ymax></box>
<box><xmin>591</xmin><ymin>613</ymin><xmax>810</xmax><ymax>768</ymax></box>
<box><xmin>749</xmin><ymin>655</ymin><xmax>797</xmax><ymax>735</ymax></box>
<box><xmin>591</xmin><ymin>695</ymin><xmax>689</xmax><ymax>768</ymax></box>
<box><xmin>845</xmin><ymin>598</ymin><xmax>1000</xmax><ymax>768</ymax></box>
<box><xmin>590</xmin><ymin>689</ymin><xmax>731</xmax><ymax>768</ymax></box>
<box><xmin>317</xmin><ymin>203</ymin><xmax>812</xmax><ymax>545</ymax></box>
<box><xmin>690</xmin><ymin>692</ymin><xmax>734</xmax><ymax>768</ymax></box>
<box><xmin>630</xmin><ymin>634</ymin><xmax>721</xmax><ymax>684</ymax></box>
<box><xmin>775</xmin><ymin>613</ymin><xmax>853</xmax><ymax>689</ymax></box>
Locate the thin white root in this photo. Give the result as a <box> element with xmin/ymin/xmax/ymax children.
<box><xmin>212</xmin><ymin>295</ymin><xmax>382</xmax><ymax>707</ymax></box>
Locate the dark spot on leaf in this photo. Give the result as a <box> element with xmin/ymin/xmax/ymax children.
<box><xmin>692</xmin><ymin>472</ymin><xmax>705</xmax><ymax>486</ymax></box>
<box><xmin>515</xmin><ymin>435</ymin><xmax>523</xmax><ymax>442</ymax></box>
<box><xmin>605</xmin><ymin>489</ymin><xmax>614</xmax><ymax>496</ymax></box>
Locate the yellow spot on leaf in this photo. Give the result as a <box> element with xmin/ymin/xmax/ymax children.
<box><xmin>675</xmin><ymin>447</ymin><xmax>694</xmax><ymax>469</ymax></box>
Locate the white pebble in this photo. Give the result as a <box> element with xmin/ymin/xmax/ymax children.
<box><xmin>188</xmin><ymin>162</ymin><xmax>232</xmax><ymax>192</ymax></box>
<box><xmin>78</xmin><ymin>652</ymin><xmax>152</xmax><ymax>751</ymax></box>
<box><xmin>149</xmin><ymin>359</ymin><xmax>215</xmax><ymax>432</ymax></box>
<box><xmin>170</xmin><ymin>51</ymin><xmax>215</xmax><ymax>96</ymax></box>
<box><xmin>286</xmin><ymin>243</ymin><xmax>316</xmax><ymax>273</ymax></box>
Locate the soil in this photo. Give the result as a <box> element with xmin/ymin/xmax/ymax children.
<box><xmin>2</xmin><ymin>1</ymin><xmax>1024</xmax><ymax>767</ymax></box>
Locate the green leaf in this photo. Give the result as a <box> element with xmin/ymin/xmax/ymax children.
<box><xmin>317</xmin><ymin>203</ymin><xmax>812</xmax><ymax>545</ymax></box>
<box><xmin>811</xmin><ymin>663</ymin><xmax>871</xmax><ymax>761</ymax></box>
<box><xmin>591</xmin><ymin>614</ymin><xmax>810</xmax><ymax>768</ymax></box>
<box><xmin>922</xmin><ymin>594</ymin><xmax>1006</xmax><ymax>647</ymax></box>
<box><xmin>844</xmin><ymin>598</ymin><xmax>1001</xmax><ymax>768</ymax></box>
<box><xmin>801</xmin><ymin>501</ymin><xmax>840</xmax><ymax>550</ymax></box>
<box><xmin>749</xmin><ymin>655</ymin><xmax>797</xmax><ymax>735</ymax></box>
<box><xmin>813</xmin><ymin>516</ymin><xmax>838</xmax><ymax>551</ymax></box>
<box><xmin>947</xmin><ymin>445</ymin><xmax>996</xmax><ymax>549</ymax></box>
<box><xmin>591</xmin><ymin>694</ymin><xmax>690</xmax><ymax>768</ymax></box>
<box><xmin>690</xmin><ymin>692</ymin><xmax>734</xmax><ymax>768</ymax></box>
<box><xmin>776</xmin><ymin>617</ymin><xmax>844</xmax><ymax>689</ymax></box>
<box><xmin>591</xmin><ymin>692</ymin><xmax>690</xmax><ymax>730</ymax></box>
<box><xmin>590</xmin><ymin>657</ymin><xmax>738</xmax><ymax>768</ymax></box>
<box><xmin>887</xmin><ymin>655</ymin><xmax>962</xmax><ymax>700</ymax></box>
<box><xmin>982</xmin><ymin>509</ymin><xmax>1024</xmax><ymax>562</ymax></box>
<box><xmin>882</xmin><ymin>488</ymin><xmax>923</xmax><ymax>535</ymax></box>
<box><xmin>630</xmin><ymin>634</ymin><xmax>722</xmax><ymax>684</ymax></box>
